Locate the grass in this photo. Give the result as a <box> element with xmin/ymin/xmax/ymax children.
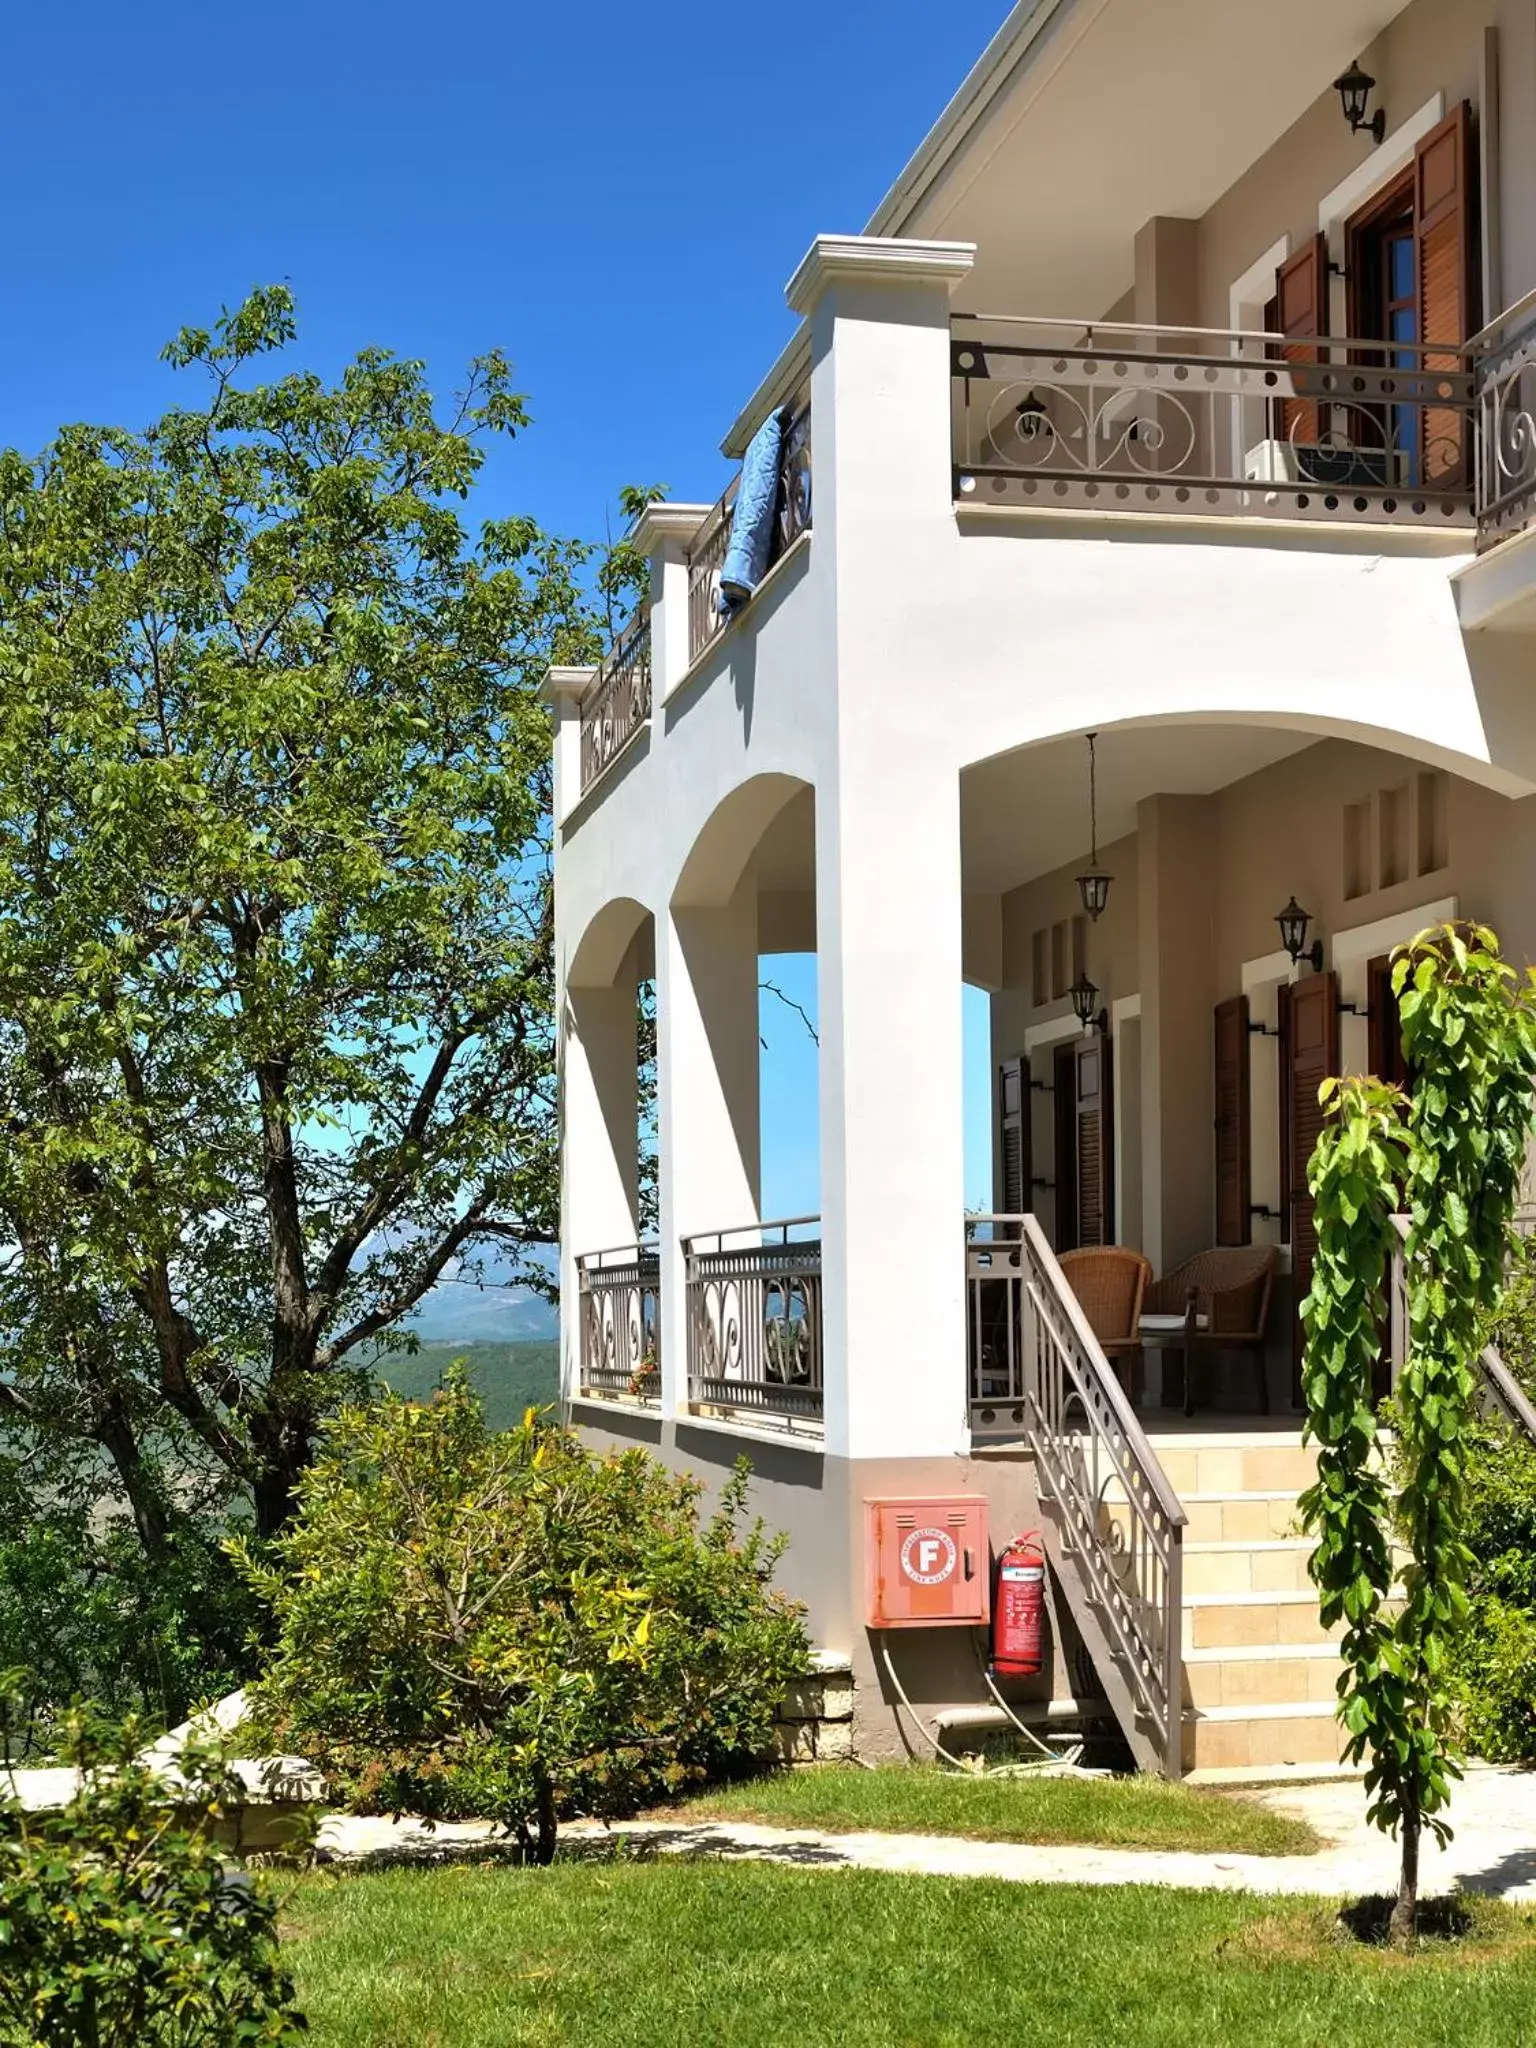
<box><xmin>283</xmin><ymin>1863</ymin><xmax>1536</xmax><ymax>2047</ymax></box>
<box><xmin>661</xmin><ymin>1762</ymin><xmax>1323</xmax><ymax>1856</ymax></box>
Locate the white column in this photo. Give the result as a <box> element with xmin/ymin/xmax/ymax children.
<box><xmin>655</xmin><ymin>885</ymin><xmax>762</xmax><ymax>1415</ymax></box>
<box><xmin>560</xmin><ymin>980</ymin><xmax>640</xmax><ymax>1403</ymax></box>
<box><xmin>542</xmin><ymin>665</ymin><xmax>595</xmax><ymax>829</ymax></box>
<box><xmin>784</xmin><ymin>234</ymin><xmax>976</xmax><ymax>1463</ymax></box>
<box><xmin>631</xmin><ymin>503</ymin><xmax>713</xmax><ymax>702</ymax></box>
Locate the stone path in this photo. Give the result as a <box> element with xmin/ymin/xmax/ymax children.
<box><xmin>316</xmin><ymin>1763</ymin><xmax>1536</xmax><ymax>1901</ymax></box>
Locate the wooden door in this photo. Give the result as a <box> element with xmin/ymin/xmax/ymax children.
<box><xmin>1074</xmin><ymin>1035</ymin><xmax>1114</xmax><ymax>1249</ymax></box>
<box><xmin>1213</xmin><ymin>995</ymin><xmax>1252</xmax><ymax>1247</ymax></box>
<box><xmin>1287</xmin><ymin>971</ymin><xmax>1339</xmax><ymax>1398</ymax></box>
<box><xmin>1367</xmin><ymin>954</ymin><xmax>1411</xmax><ymax>1088</ymax></box>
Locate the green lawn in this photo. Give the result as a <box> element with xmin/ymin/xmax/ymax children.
<box><xmin>662</xmin><ymin>1763</ymin><xmax>1322</xmax><ymax>1856</ymax></box>
<box><xmin>285</xmin><ymin>1864</ymin><xmax>1536</xmax><ymax>2048</ymax></box>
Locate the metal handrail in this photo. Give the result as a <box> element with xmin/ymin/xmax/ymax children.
<box><xmin>683</xmin><ymin>1216</ymin><xmax>823</xmax><ymax>1426</ymax></box>
<box><xmin>579</xmin><ymin>607</ymin><xmax>652</xmax><ymax>794</ymax></box>
<box><xmin>576</xmin><ymin>1240</ymin><xmax>660</xmax><ymax>1402</ymax></box>
<box><xmin>967</xmin><ymin>1214</ymin><xmax>1185</xmax><ymax>1776</ymax></box>
<box><xmin>1389</xmin><ymin>1214</ymin><xmax>1536</xmax><ymax>1445</ymax></box>
<box><xmin>953</xmin><ymin>311</ymin><xmax>1473</xmax><ymax>356</ymax></box>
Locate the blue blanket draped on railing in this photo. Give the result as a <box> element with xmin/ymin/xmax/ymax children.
<box><xmin>717</xmin><ymin>407</ymin><xmax>784</xmax><ymax>611</ymax></box>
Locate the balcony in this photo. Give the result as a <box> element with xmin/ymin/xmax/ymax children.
<box><xmin>687</xmin><ymin>399</ymin><xmax>812</xmax><ymax>667</ymax></box>
<box><xmin>684</xmin><ymin>1216</ymin><xmax>823</xmax><ymax>1430</ymax></box>
<box><xmin>952</xmin><ymin>314</ymin><xmax>1480</xmax><ymax>534</ymax></box>
<box><xmin>576</xmin><ymin>1242</ymin><xmax>660</xmax><ymax>1403</ymax></box>
<box><xmin>578</xmin><ymin>607</ymin><xmax>652</xmax><ymax>798</ymax></box>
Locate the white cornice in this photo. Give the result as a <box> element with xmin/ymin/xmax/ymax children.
<box><xmin>631</xmin><ymin>502</ymin><xmax>713</xmax><ymax>555</ymax></box>
<box><xmin>721</xmin><ymin>327</ymin><xmax>812</xmax><ymax>461</ymax></box>
<box><xmin>784</xmin><ymin>235</ymin><xmax>978</xmax><ymax>316</ymax></box>
<box><xmin>541</xmin><ymin>664</ymin><xmax>597</xmax><ymax>706</ymax></box>
<box><xmin>864</xmin><ymin>0</ymin><xmax>1073</xmax><ymax>236</ymax></box>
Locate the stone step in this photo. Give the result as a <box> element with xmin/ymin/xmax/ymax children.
<box><xmin>1103</xmin><ymin>1490</ymin><xmax>1302</xmax><ymax>1546</ymax></box>
<box><xmin>1183</xmin><ymin>1639</ymin><xmax>1342</xmax><ymax>1709</ymax></box>
<box><xmin>1182</xmin><ymin>1589</ymin><xmax>1342</xmax><ymax>1652</ymax></box>
<box><xmin>1182</xmin><ymin>1700</ymin><xmax>1347</xmax><ymax>1773</ymax></box>
<box><xmin>1182</xmin><ymin>1538</ymin><xmax>1314</xmax><ymax>1597</ymax></box>
<box><xmin>1146</xmin><ymin>1437</ymin><xmax>1318</xmax><ymax>1499</ymax></box>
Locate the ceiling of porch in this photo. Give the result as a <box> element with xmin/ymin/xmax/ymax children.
<box><xmin>879</xmin><ymin>0</ymin><xmax>1414</xmax><ymax>319</ymax></box>
<box><xmin>960</xmin><ymin>724</ymin><xmax>1317</xmax><ymax>895</ymax></box>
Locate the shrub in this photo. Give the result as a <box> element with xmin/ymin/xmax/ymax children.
<box><xmin>1448</xmin><ymin>1233</ymin><xmax>1536</xmax><ymax>1759</ymax></box>
<box><xmin>235</xmin><ymin>1373</ymin><xmax>809</xmax><ymax>1861</ymax></box>
<box><xmin>0</xmin><ymin>1710</ymin><xmax>307</xmax><ymax>2046</ymax></box>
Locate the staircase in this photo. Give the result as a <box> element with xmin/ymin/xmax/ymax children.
<box><xmin>1147</xmin><ymin>1430</ymin><xmax>1347</xmax><ymax>1778</ymax></box>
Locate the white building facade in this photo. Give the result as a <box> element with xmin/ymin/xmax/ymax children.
<box><xmin>548</xmin><ymin>0</ymin><xmax>1536</xmax><ymax>1774</ymax></box>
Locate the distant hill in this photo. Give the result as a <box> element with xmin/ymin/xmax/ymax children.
<box><xmin>370</xmin><ymin>1340</ymin><xmax>559</xmax><ymax>1433</ymax></box>
<box><xmin>404</xmin><ymin>1279</ymin><xmax>558</xmax><ymax>1345</ymax></box>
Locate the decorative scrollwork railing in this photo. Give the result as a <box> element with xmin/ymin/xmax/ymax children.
<box><xmin>1389</xmin><ymin>1214</ymin><xmax>1536</xmax><ymax>1444</ymax></box>
<box><xmin>967</xmin><ymin>1214</ymin><xmax>1186</xmax><ymax>1776</ymax></box>
<box><xmin>684</xmin><ymin>1216</ymin><xmax>822</xmax><ymax>1426</ymax></box>
<box><xmin>952</xmin><ymin>315</ymin><xmax>1475</xmax><ymax>530</ymax></box>
<box><xmin>1473</xmin><ymin>289</ymin><xmax>1536</xmax><ymax>549</ymax></box>
<box><xmin>579</xmin><ymin>608</ymin><xmax>652</xmax><ymax>796</ymax></box>
<box><xmin>577</xmin><ymin>1242</ymin><xmax>660</xmax><ymax>1402</ymax></box>
<box><xmin>687</xmin><ymin>399</ymin><xmax>813</xmax><ymax>664</ymax></box>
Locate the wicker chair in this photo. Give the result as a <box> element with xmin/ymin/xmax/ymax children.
<box><xmin>1141</xmin><ymin>1245</ymin><xmax>1279</xmax><ymax>1417</ymax></box>
<box><xmin>1058</xmin><ymin>1248</ymin><xmax>1152</xmax><ymax>1403</ymax></box>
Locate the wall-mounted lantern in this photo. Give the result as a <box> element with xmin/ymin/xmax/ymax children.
<box><xmin>1276</xmin><ymin>896</ymin><xmax>1325</xmax><ymax>973</ymax></box>
<box><xmin>1068</xmin><ymin>972</ymin><xmax>1108</xmax><ymax>1034</ymax></box>
<box><xmin>1333</xmin><ymin>60</ymin><xmax>1385</xmax><ymax>145</ymax></box>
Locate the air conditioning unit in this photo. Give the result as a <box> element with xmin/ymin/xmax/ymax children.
<box><xmin>1244</xmin><ymin>440</ymin><xmax>1397</xmax><ymax>489</ymax></box>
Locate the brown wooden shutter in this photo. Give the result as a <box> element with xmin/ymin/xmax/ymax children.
<box><xmin>1277</xmin><ymin>233</ymin><xmax>1329</xmax><ymax>445</ymax></box>
<box><xmin>998</xmin><ymin>1056</ymin><xmax>1030</xmax><ymax>1214</ymax></box>
<box><xmin>1214</xmin><ymin>995</ymin><xmax>1251</xmax><ymax>1247</ymax></box>
<box><xmin>1074</xmin><ymin>1036</ymin><xmax>1114</xmax><ymax>1249</ymax></box>
<box><xmin>1287</xmin><ymin>971</ymin><xmax>1339</xmax><ymax>1393</ymax></box>
<box><xmin>1415</xmin><ymin>101</ymin><xmax>1475</xmax><ymax>485</ymax></box>
<box><xmin>1277</xmin><ymin>980</ymin><xmax>1293</xmax><ymax>1242</ymax></box>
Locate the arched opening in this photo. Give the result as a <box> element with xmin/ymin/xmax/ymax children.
<box><xmin>669</xmin><ymin>774</ymin><xmax>821</xmax><ymax>1430</ymax></box>
<box><xmin>566</xmin><ymin>897</ymin><xmax>659</xmax><ymax>1406</ymax></box>
<box><xmin>959</xmin><ymin>715</ymin><xmax>1536</xmax><ymax>1425</ymax></box>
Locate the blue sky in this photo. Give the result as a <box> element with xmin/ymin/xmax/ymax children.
<box><xmin>1</xmin><ymin>0</ymin><xmax>1001</xmax><ymax>1231</ymax></box>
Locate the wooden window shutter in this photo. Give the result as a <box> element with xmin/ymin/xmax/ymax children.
<box><xmin>1276</xmin><ymin>233</ymin><xmax>1329</xmax><ymax>445</ymax></box>
<box><xmin>1415</xmin><ymin>101</ymin><xmax>1476</xmax><ymax>485</ymax></box>
<box><xmin>998</xmin><ymin>1056</ymin><xmax>1030</xmax><ymax>1214</ymax></box>
<box><xmin>1277</xmin><ymin>979</ymin><xmax>1294</xmax><ymax>1243</ymax></box>
<box><xmin>1074</xmin><ymin>1036</ymin><xmax>1115</xmax><ymax>1249</ymax></box>
<box><xmin>1287</xmin><ymin>971</ymin><xmax>1339</xmax><ymax>1392</ymax></box>
<box><xmin>1213</xmin><ymin>995</ymin><xmax>1251</xmax><ymax>1247</ymax></box>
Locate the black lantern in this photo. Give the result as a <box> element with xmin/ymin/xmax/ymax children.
<box><xmin>1333</xmin><ymin>60</ymin><xmax>1385</xmax><ymax>144</ymax></box>
<box><xmin>1276</xmin><ymin>896</ymin><xmax>1325</xmax><ymax>972</ymax></box>
<box><xmin>1075</xmin><ymin>731</ymin><xmax>1113</xmax><ymax>923</ymax></box>
<box><xmin>1068</xmin><ymin>972</ymin><xmax>1107</xmax><ymax>1033</ymax></box>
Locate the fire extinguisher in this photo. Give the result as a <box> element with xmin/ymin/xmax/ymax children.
<box><xmin>991</xmin><ymin>1532</ymin><xmax>1046</xmax><ymax>1678</ymax></box>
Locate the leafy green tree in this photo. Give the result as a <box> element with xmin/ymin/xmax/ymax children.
<box><xmin>0</xmin><ymin>287</ymin><xmax>608</xmax><ymax>1545</ymax></box>
<box><xmin>235</xmin><ymin>1372</ymin><xmax>809</xmax><ymax>1863</ymax></box>
<box><xmin>1300</xmin><ymin>923</ymin><xmax>1536</xmax><ymax>1946</ymax></box>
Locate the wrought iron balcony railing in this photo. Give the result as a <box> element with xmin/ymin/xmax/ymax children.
<box><xmin>579</xmin><ymin>607</ymin><xmax>652</xmax><ymax>796</ymax></box>
<box><xmin>687</xmin><ymin>401</ymin><xmax>813</xmax><ymax>665</ymax></box>
<box><xmin>576</xmin><ymin>1242</ymin><xmax>660</xmax><ymax>1402</ymax></box>
<box><xmin>1472</xmin><ymin>288</ymin><xmax>1536</xmax><ymax>549</ymax></box>
<box><xmin>952</xmin><ymin>314</ymin><xmax>1476</xmax><ymax>532</ymax></box>
<box><xmin>683</xmin><ymin>1215</ymin><xmax>823</xmax><ymax>1427</ymax></box>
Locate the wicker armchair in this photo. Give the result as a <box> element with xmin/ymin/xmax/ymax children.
<box><xmin>1059</xmin><ymin>1247</ymin><xmax>1152</xmax><ymax>1402</ymax></box>
<box><xmin>1141</xmin><ymin>1245</ymin><xmax>1278</xmax><ymax>1416</ymax></box>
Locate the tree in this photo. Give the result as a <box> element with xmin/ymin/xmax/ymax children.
<box><xmin>1300</xmin><ymin>922</ymin><xmax>1536</xmax><ymax>1946</ymax></box>
<box><xmin>0</xmin><ymin>287</ymin><xmax>607</xmax><ymax>1544</ymax></box>
<box><xmin>234</xmin><ymin>1371</ymin><xmax>810</xmax><ymax>1864</ymax></box>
